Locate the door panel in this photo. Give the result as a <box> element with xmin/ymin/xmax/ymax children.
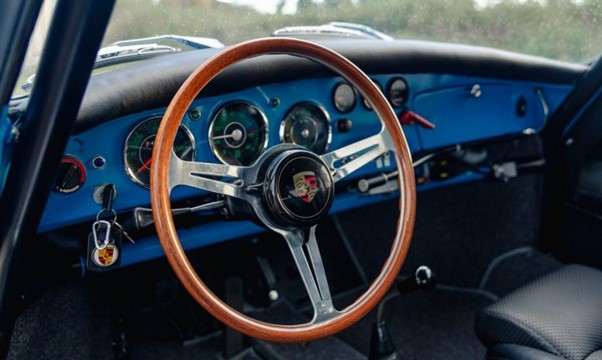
<box><xmin>559</xmin><ymin>94</ymin><xmax>602</xmax><ymax>268</ymax></box>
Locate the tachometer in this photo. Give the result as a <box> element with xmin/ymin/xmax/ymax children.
<box><xmin>209</xmin><ymin>101</ymin><xmax>268</xmax><ymax>166</ymax></box>
<box><xmin>124</xmin><ymin>116</ymin><xmax>195</xmax><ymax>188</ymax></box>
<box><xmin>280</xmin><ymin>102</ymin><xmax>331</xmax><ymax>154</ymax></box>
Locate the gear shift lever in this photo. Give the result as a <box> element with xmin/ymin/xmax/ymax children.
<box><xmin>397</xmin><ymin>265</ymin><xmax>436</xmax><ymax>294</ymax></box>
<box><xmin>369</xmin><ymin>266</ymin><xmax>436</xmax><ymax>360</ymax></box>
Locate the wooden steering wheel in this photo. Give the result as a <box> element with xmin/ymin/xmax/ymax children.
<box><xmin>151</xmin><ymin>38</ymin><xmax>416</xmax><ymax>343</ymax></box>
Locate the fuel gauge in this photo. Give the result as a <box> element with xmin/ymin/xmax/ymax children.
<box><xmin>280</xmin><ymin>103</ymin><xmax>331</xmax><ymax>154</ymax></box>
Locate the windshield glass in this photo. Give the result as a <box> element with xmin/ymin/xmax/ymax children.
<box><xmin>104</xmin><ymin>0</ymin><xmax>601</xmax><ymax>61</ymax></box>
<box><xmin>12</xmin><ymin>0</ymin><xmax>602</xmax><ymax>100</ymax></box>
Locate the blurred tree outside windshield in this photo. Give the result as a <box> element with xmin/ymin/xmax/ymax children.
<box><xmin>104</xmin><ymin>0</ymin><xmax>601</xmax><ymax>63</ymax></box>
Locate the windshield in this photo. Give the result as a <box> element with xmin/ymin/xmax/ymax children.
<box><xmin>104</xmin><ymin>0</ymin><xmax>601</xmax><ymax>61</ymax></box>
<box><xmin>12</xmin><ymin>0</ymin><xmax>602</xmax><ymax>99</ymax></box>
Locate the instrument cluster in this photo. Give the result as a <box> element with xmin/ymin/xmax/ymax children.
<box><xmin>115</xmin><ymin>76</ymin><xmax>409</xmax><ymax>188</ymax></box>
<box><xmin>44</xmin><ymin>74</ymin><xmax>417</xmax><ymax>233</ymax></box>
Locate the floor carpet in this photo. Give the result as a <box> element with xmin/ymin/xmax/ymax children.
<box><xmin>338</xmin><ymin>287</ymin><xmax>492</xmax><ymax>360</ymax></box>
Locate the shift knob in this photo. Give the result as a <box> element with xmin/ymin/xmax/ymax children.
<box><xmin>397</xmin><ymin>265</ymin><xmax>436</xmax><ymax>294</ymax></box>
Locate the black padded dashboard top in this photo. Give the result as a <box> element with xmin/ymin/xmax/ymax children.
<box><xmin>75</xmin><ymin>39</ymin><xmax>589</xmax><ymax>134</ymax></box>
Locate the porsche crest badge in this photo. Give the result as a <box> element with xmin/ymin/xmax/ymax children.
<box><xmin>92</xmin><ymin>244</ymin><xmax>119</xmax><ymax>267</ymax></box>
<box><xmin>293</xmin><ymin>171</ymin><xmax>317</xmax><ymax>203</ymax></box>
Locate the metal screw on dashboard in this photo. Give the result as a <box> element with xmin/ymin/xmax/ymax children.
<box><xmin>522</xmin><ymin>128</ymin><xmax>536</xmax><ymax>135</ymax></box>
<box><xmin>470</xmin><ymin>84</ymin><xmax>482</xmax><ymax>98</ymax></box>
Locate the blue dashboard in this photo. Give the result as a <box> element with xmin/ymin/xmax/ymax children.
<box><xmin>38</xmin><ymin>73</ymin><xmax>572</xmax><ymax>267</ymax></box>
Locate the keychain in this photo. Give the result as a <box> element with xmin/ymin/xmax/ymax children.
<box><xmin>86</xmin><ymin>185</ymin><xmax>132</xmax><ymax>272</ymax></box>
<box><xmin>87</xmin><ymin>208</ymin><xmax>122</xmax><ymax>271</ymax></box>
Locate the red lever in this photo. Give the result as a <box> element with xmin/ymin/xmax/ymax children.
<box><xmin>400</xmin><ymin>110</ymin><xmax>436</xmax><ymax>129</ymax></box>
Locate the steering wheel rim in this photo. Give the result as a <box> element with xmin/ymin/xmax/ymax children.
<box><xmin>151</xmin><ymin>37</ymin><xmax>416</xmax><ymax>343</ymax></box>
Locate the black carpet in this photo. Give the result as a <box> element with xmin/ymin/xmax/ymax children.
<box><xmin>8</xmin><ymin>282</ymin><xmax>113</xmax><ymax>360</ymax></box>
<box><xmin>127</xmin><ymin>333</ymin><xmax>265</xmax><ymax>360</ymax></box>
<box><xmin>251</xmin><ymin>301</ymin><xmax>365</xmax><ymax>360</ymax></box>
<box><xmin>336</xmin><ymin>174</ymin><xmax>545</xmax><ymax>288</ymax></box>
<box><xmin>128</xmin><ymin>336</ymin><xmax>223</xmax><ymax>360</ymax></box>
<box><xmin>338</xmin><ymin>287</ymin><xmax>492</xmax><ymax>360</ymax></box>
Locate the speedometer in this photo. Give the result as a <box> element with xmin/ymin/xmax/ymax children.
<box><xmin>208</xmin><ymin>101</ymin><xmax>268</xmax><ymax>166</ymax></box>
<box><xmin>280</xmin><ymin>103</ymin><xmax>331</xmax><ymax>154</ymax></box>
<box><xmin>124</xmin><ymin>116</ymin><xmax>195</xmax><ymax>188</ymax></box>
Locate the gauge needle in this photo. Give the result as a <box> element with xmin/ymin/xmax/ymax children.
<box><xmin>213</xmin><ymin>129</ymin><xmax>244</xmax><ymax>141</ymax></box>
<box><xmin>180</xmin><ymin>145</ymin><xmax>193</xmax><ymax>159</ymax></box>
<box><xmin>137</xmin><ymin>157</ymin><xmax>152</xmax><ymax>173</ymax></box>
<box><xmin>138</xmin><ymin>144</ymin><xmax>192</xmax><ymax>174</ymax></box>
<box><xmin>127</xmin><ymin>145</ymin><xmax>154</xmax><ymax>151</ymax></box>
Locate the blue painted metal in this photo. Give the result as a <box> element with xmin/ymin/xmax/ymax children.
<box><xmin>120</xmin><ymin>190</ymin><xmax>399</xmax><ymax>266</ymax></box>
<box><xmin>409</xmin><ymin>76</ymin><xmax>572</xmax><ymax>149</ymax></box>
<box><xmin>0</xmin><ymin>105</ymin><xmax>11</xmax><ymax>196</ymax></box>
<box><xmin>37</xmin><ymin>73</ymin><xmax>573</xmax><ymax>267</ymax></box>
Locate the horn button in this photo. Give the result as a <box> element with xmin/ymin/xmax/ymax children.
<box><xmin>264</xmin><ymin>150</ymin><xmax>334</xmax><ymax>227</ymax></box>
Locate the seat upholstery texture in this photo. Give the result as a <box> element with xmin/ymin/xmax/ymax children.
<box><xmin>476</xmin><ymin>265</ymin><xmax>602</xmax><ymax>360</ymax></box>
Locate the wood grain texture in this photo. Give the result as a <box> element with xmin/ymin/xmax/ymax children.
<box><xmin>151</xmin><ymin>37</ymin><xmax>416</xmax><ymax>342</ymax></box>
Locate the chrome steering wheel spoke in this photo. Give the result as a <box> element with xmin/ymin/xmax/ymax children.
<box><xmin>320</xmin><ymin>129</ymin><xmax>393</xmax><ymax>183</ymax></box>
<box><xmin>280</xmin><ymin>225</ymin><xmax>338</xmax><ymax>323</ymax></box>
<box><xmin>169</xmin><ymin>151</ymin><xmax>250</xmax><ymax>200</ymax></box>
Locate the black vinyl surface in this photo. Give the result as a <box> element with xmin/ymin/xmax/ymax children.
<box><xmin>477</xmin><ymin>265</ymin><xmax>602</xmax><ymax>360</ymax></box>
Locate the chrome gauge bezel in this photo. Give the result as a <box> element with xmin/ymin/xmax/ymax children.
<box><xmin>279</xmin><ymin>102</ymin><xmax>332</xmax><ymax>154</ymax></box>
<box><xmin>123</xmin><ymin>116</ymin><xmax>196</xmax><ymax>189</ymax></box>
<box><xmin>208</xmin><ymin>101</ymin><xmax>269</xmax><ymax>166</ymax></box>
